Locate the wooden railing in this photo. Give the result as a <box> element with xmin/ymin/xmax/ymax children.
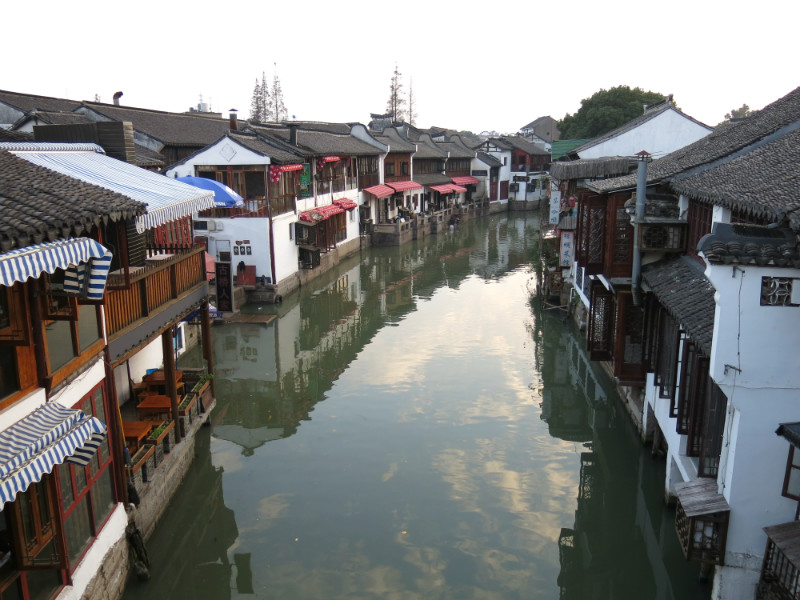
<box><xmin>105</xmin><ymin>245</ymin><xmax>206</xmax><ymax>337</ymax></box>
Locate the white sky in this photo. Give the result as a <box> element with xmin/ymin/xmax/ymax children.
<box><xmin>4</xmin><ymin>0</ymin><xmax>798</xmax><ymax>135</ymax></box>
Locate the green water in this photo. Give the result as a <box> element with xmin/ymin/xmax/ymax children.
<box><xmin>123</xmin><ymin>214</ymin><xmax>709</xmax><ymax>600</ymax></box>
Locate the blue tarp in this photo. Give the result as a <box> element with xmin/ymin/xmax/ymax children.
<box><xmin>176</xmin><ymin>176</ymin><xmax>244</xmax><ymax>208</ymax></box>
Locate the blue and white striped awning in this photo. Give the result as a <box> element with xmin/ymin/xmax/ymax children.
<box><xmin>0</xmin><ymin>238</ymin><xmax>112</xmax><ymax>301</ymax></box>
<box><xmin>0</xmin><ymin>142</ymin><xmax>215</xmax><ymax>234</ymax></box>
<box><xmin>0</xmin><ymin>403</ymin><xmax>107</xmax><ymax>507</ymax></box>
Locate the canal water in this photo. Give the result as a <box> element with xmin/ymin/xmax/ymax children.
<box><xmin>123</xmin><ymin>214</ymin><xmax>710</xmax><ymax>600</ymax></box>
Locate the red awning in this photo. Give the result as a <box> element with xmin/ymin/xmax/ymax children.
<box><xmin>387</xmin><ymin>180</ymin><xmax>423</xmax><ymax>192</ymax></box>
<box><xmin>364</xmin><ymin>184</ymin><xmax>395</xmax><ymax>199</ymax></box>
<box><xmin>451</xmin><ymin>184</ymin><xmax>467</xmax><ymax>193</ymax></box>
<box><xmin>269</xmin><ymin>163</ymin><xmax>305</xmax><ymax>182</ymax></box>
<box><xmin>299</xmin><ymin>204</ymin><xmax>345</xmax><ymax>223</ymax></box>
<box><xmin>430</xmin><ymin>184</ymin><xmax>454</xmax><ymax>194</ymax></box>
<box><xmin>451</xmin><ymin>176</ymin><xmax>480</xmax><ymax>185</ymax></box>
<box><xmin>333</xmin><ymin>198</ymin><xmax>358</xmax><ymax>211</ymax></box>
<box><xmin>204</xmin><ymin>252</ymin><xmax>216</xmax><ymax>280</ymax></box>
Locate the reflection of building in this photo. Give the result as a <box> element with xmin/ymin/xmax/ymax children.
<box><xmin>534</xmin><ymin>307</ymin><xmax>708</xmax><ymax>599</ymax></box>
<box><xmin>124</xmin><ymin>429</ymin><xmax>238</xmax><ymax>600</ymax></box>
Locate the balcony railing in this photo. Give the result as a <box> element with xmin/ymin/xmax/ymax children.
<box><xmin>105</xmin><ymin>245</ymin><xmax>206</xmax><ymax>338</ymax></box>
<box><xmin>758</xmin><ymin>521</ymin><xmax>800</xmax><ymax>600</ymax></box>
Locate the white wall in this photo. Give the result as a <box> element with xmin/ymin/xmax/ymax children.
<box><xmin>578</xmin><ymin>109</ymin><xmax>711</xmax><ymax>159</ymax></box>
<box><xmin>165</xmin><ymin>139</ymin><xmax>269</xmax><ymax>176</ymax></box>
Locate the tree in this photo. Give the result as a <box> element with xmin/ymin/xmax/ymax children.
<box><xmin>268</xmin><ymin>65</ymin><xmax>288</xmax><ymax>123</ymax></box>
<box><xmin>407</xmin><ymin>77</ymin><xmax>417</xmax><ymax>126</ymax></box>
<box><xmin>249</xmin><ymin>72</ymin><xmax>270</xmax><ymax>123</ymax></box>
<box><xmin>557</xmin><ymin>86</ymin><xmax>668</xmax><ymax>139</ymax></box>
<box><xmin>724</xmin><ymin>104</ymin><xmax>751</xmax><ymax>121</ymax></box>
<box><xmin>386</xmin><ymin>64</ymin><xmax>407</xmax><ymax>123</ymax></box>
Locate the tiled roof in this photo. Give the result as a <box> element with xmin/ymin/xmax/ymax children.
<box><xmin>549</xmin><ymin>157</ymin><xmax>636</xmax><ymax>181</ymax></box>
<box><xmin>414</xmin><ymin>137</ymin><xmax>447</xmax><ymax>159</ymax></box>
<box><xmin>249</xmin><ymin>124</ymin><xmax>382</xmax><ymax>156</ymax></box>
<box><xmin>413</xmin><ymin>173</ymin><xmax>452</xmax><ymax>186</ymax></box>
<box><xmin>0</xmin><ymin>90</ymin><xmax>82</xmax><ymax>115</ymax></box>
<box><xmin>373</xmin><ymin>128</ymin><xmax>416</xmax><ymax>153</ymax></box>
<box><xmin>79</xmin><ymin>102</ymin><xmax>235</xmax><ymax>147</ymax></box>
<box><xmin>670</xmin><ymin>127</ymin><xmax>800</xmax><ymax>229</ymax></box>
<box><xmin>590</xmin><ymin>86</ymin><xmax>800</xmax><ymax>193</ymax></box>
<box><xmin>134</xmin><ymin>144</ymin><xmax>166</xmax><ymax>168</ymax></box>
<box><xmin>22</xmin><ymin>110</ymin><xmax>94</xmax><ymax>126</ymax></box>
<box><xmin>476</xmin><ymin>151</ymin><xmax>502</xmax><ymax>168</ymax></box>
<box><xmin>229</xmin><ymin>132</ymin><xmax>305</xmax><ymax>164</ymax></box>
<box><xmin>500</xmin><ymin>135</ymin><xmax>550</xmax><ymax>155</ymax></box>
<box><xmin>0</xmin><ymin>150</ymin><xmax>145</xmax><ymax>252</ymax></box>
<box><xmin>436</xmin><ymin>139</ymin><xmax>475</xmax><ymax>159</ymax></box>
<box><xmin>0</xmin><ymin>129</ymin><xmax>33</xmax><ymax>142</ymax></box>
<box><xmin>642</xmin><ymin>257</ymin><xmax>716</xmax><ymax>356</ymax></box>
<box><xmin>697</xmin><ymin>223</ymin><xmax>800</xmax><ymax>268</ymax></box>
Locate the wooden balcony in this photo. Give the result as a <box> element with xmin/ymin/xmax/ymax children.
<box><xmin>105</xmin><ymin>245</ymin><xmax>208</xmax><ymax>364</ymax></box>
<box><xmin>674</xmin><ymin>479</ymin><xmax>730</xmax><ymax>565</ymax></box>
<box><xmin>758</xmin><ymin>521</ymin><xmax>800</xmax><ymax>600</ymax></box>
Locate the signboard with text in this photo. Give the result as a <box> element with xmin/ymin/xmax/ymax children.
<box><xmin>549</xmin><ymin>191</ymin><xmax>562</xmax><ymax>225</ymax></box>
<box><xmin>215</xmin><ymin>262</ymin><xmax>233</xmax><ymax>312</ymax></box>
<box><xmin>560</xmin><ymin>231</ymin><xmax>574</xmax><ymax>267</ymax></box>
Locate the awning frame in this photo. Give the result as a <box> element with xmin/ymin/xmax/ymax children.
<box><xmin>0</xmin><ymin>238</ymin><xmax>113</xmax><ymax>301</ymax></box>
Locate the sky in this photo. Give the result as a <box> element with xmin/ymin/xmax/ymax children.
<box><xmin>4</xmin><ymin>0</ymin><xmax>799</xmax><ymax>136</ymax></box>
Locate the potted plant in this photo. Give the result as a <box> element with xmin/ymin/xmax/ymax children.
<box><xmin>192</xmin><ymin>373</ymin><xmax>214</xmax><ymax>411</ymax></box>
<box><xmin>143</xmin><ymin>419</ymin><xmax>175</xmax><ymax>466</ymax></box>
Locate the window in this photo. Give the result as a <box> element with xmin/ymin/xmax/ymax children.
<box><xmin>385</xmin><ymin>162</ymin><xmax>395</xmax><ymax>177</ymax></box>
<box><xmin>687</xmin><ymin>202</ymin><xmax>712</xmax><ymax>261</ymax></box>
<box><xmin>782</xmin><ymin>445</ymin><xmax>800</xmax><ymax>500</ymax></box>
<box><xmin>58</xmin><ymin>385</ymin><xmax>116</xmax><ymax>570</ymax></box>
<box><xmin>401</xmin><ymin>162</ymin><xmax>409</xmax><ymax>176</ymax></box>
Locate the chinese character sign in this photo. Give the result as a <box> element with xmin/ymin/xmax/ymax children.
<box><xmin>550</xmin><ymin>191</ymin><xmax>561</xmax><ymax>225</ymax></box>
<box><xmin>215</xmin><ymin>262</ymin><xmax>233</xmax><ymax>312</ymax></box>
<box><xmin>560</xmin><ymin>231</ymin><xmax>574</xmax><ymax>267</ymax></box>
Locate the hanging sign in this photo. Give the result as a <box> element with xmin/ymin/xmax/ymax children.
<box><xmin>560</xmin><ymin>231</ymin><xmax>574</xmax><ymax>267</ymax></box>
<box><xmin>549</xmin><ymin>191</ymin><xmax>562</xmax><ymax>225</ymax></box>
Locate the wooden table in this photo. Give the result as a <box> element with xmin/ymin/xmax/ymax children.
<box><xmin>143</xmin><ymin>369</ymin><xmax>184</xmax><ymax>396</ymax></box>
<box><xmin>136</xmin><ymin>395</ymin><xmax>175</xmax><ymax>420</ymax></box>
<box><xmin>122</xmin><ymin>421</ymin><xmax>154</xmax><ymax>453</ymax></box>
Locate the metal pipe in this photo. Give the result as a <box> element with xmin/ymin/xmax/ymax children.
<box><xmin>631</xmin><ymin>151</ymin><xmax>651</xmax><ymax>306</ymax></box>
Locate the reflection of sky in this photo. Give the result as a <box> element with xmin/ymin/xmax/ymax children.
<box><xmin>215</xmin><ymin>268</ymin><xmax>583</xmax><ymax>599</ymax></box>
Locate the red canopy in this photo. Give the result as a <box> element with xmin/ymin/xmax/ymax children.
<box><xmin>430</xmin><ymin>184</ymin><xmax>454</xmax><ymax>194</ymax></box>
<box><xmin>269</xmin><ymin>163</ymin><xmax>305</xmax><ymax>183</ymax></box>
<box><xmin>451</xmin><ymin>176</ymin><xmax>480</xmax><ymax>185</ymax></box>
<box><xmin>450</xmin><ymin>184</ymin><xmax>468</xmax><ymax>193</ymax></box>
<box><xmin>364</xmin><ymin>184</ymin><xmax>395</xmax><ymax>199</ymax></box>
<box><xmin>333</xmin><ymin>198</ymin><xmax>358</xmax><ymax>210</ymax></box>
<box><xmin>387</xmin><ymin>180</ymin><xmax>422</xmax><ymax>192</ymax></box>
<box><xmin>299</xmin><ymin>204</ymin><xmax>344</xmax><ymax>223</ymax></box>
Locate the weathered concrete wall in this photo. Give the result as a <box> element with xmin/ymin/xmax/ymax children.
<box><xmin>275</xmin><ymin>236</ymin><xmax>363</xmax><ymax>299</ymax></box>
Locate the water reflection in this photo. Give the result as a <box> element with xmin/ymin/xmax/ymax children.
<box><xmin>123</xmin><ymin>215</ymin><xmax>708</xmax><ymax>600</ymax></box>
<box><xmin>534</xmin><ymin>302</ymin><xmax>709</xmax><ymax>599</ymax></box>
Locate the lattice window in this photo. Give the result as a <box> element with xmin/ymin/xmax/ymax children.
<box><xmin>687</xmin><ymin>202</ymin><xmax>713</xmax><ymax>259</ymax></box>
<box><xmin>699</xmin><ymin>381</ymin><xmax>728</xmax><ymax>478</ymax></box>
<box><xmin>640</xmin><ymin>223</ymin><xmax>687</xmax><ymax>252</ymax></box>
<box><xmin>761</xmin><ymin>277</ymin><xmax>799</xmax><ymax>306</ymax></box>
<box><xmin>654</xmin><ymin>312</ymin><xmax>680</xmax><ymax>400</ymax></box>
<box><xmin>587</xmin><ymin>205</ymin><xmax>606</xmax><ymax>267</ymax></box>
<box><xmin>613</xmin><ymin>208</ymin><xmax>632</xmax><ymax>263</ymax></box>
<box><xmin>588</xmin><ymin>282</ymin><xmax>613</xmax><ymax>361</ymax></box>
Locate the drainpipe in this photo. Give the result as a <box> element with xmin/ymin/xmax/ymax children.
<box><xmin>631</xmin><ymin>150</ymin><xmax>651</xmax><ymax>306</ymax></box>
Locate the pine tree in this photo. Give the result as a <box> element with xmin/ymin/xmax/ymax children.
<box><xmin>249</xmin><ymin>72</ymin><xmax>270</xmax><ymax>122</ymax></box>
<box><xmin>386</xmin><ymin>64</ymin><xmax>406</xmax><ymax>123</ymax></box>
<box><xmin>407</xmin><ymin>77</ymin><xmax>417</xmax><ymax>126</ymax></box>
<box><xmin>269</xmin><ymin>66</ymin><xmax>288</xmax><ymax>122</ymax></box>
<box><xmin>250</xmin><ymin>78</ymin><xmax>263</xmax><ymax>122</ymax></box>
<box><xmin>260</xmin><ymin>72</ymin><xmax>271</xmax><ymax>122</ymax></box>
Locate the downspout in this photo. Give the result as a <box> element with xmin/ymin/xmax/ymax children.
<box><xmin>631</xmin><ymin>151</ymin><xmax>651</xmax><ymax>306</ymax></box>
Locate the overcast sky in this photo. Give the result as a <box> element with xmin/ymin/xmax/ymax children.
<box><xmin>5</xmin><ymin>0</ymin><xmax>798</xmax><ymax>135</ymax></box>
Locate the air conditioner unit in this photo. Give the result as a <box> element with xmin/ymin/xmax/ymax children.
<box><xmin>213</xmin><ymin>220</ymin><xmax>223</xmax><ymax>231</ymax></box>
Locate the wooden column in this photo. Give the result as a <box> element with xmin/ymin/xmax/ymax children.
<box><xmin>161</xmin><ymin>329</ymin><xmax>181</xmax><ymax>442</ymax></box>
<box><xmin>201</xmin><ymin>300</ymin><xmax>216</xmax><ymax>397</ymax></box>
